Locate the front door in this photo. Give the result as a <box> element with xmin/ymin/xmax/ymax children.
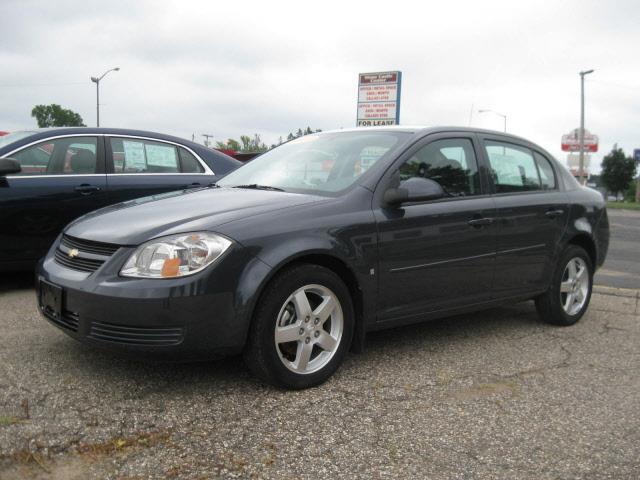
<box><xmin>0</xmin><ymin>135</ymin><xmax>108</xmax><ymax>267</ymax></box>
<box><xmin>374</xmin><ymin>135</ymin><xmax>497</xmax><ymax>323</ymax></box>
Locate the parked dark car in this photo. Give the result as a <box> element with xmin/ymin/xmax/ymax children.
<box><xmin>36</xmin><ymin>127</ymin><xmax>609</xmax><ymax>389</ymax></box>
<box><xmin>0</xmin><ymin>128</ymin><xmax>240</xmax><ymax>270</ymax></box>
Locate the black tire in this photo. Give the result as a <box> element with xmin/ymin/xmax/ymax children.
<box><xmin>535</xmin><ymin>245</ymin><xmax>593</xmax><ymax>326</ymax></box>
<box><xmin>243</xmin><ymin>263</ymin><xmax>354</xmax><ymax>389</ymax></box>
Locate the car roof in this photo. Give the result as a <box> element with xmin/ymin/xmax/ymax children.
<box><xmin>6</xmin><ymin>127</ymin><xmax>203</xmax><ymax>148</ymax></box>
<box><xmin>322</xmin><ymin>125</ymin><xmax>536</xmax><ymax>143</ymax></box>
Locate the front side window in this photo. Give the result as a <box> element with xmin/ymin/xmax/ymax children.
<box><xmin>10</xmin><ymin>137</ymin><xmax>98</xmax><ymax>176</ymax></box>
<box><xmin>484</xmin><ymin>141</ymin><xmax>541</xmax><ymax>193</ymax></box>
<box><xmin>110</xmin><ymin>138</ymin><xmax>181</xmax><ymax>173</ymax></box>
<box><xmin>218</xmin><ymin>131</ymin><xmax>409</xmax><ymax>194</ymax></box>
<box><xmin>399</xmin><ymin>138</ymin><xmax>481</xmax><ymax>196</ymax></box>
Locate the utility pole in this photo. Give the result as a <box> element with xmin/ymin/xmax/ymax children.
<box><xmin>90</xmin><ymin>67</ymin><xmax>120</xmax><ymax>127</ymax></box>
<box><xmin>578</xmin><ymin>69</ymin><xmax>594</xmax><ymax>185</ymax></box>
<box><xmin>202</xmin><ymin>134</ymin><xmax>214</xmax><ymax>148</ymax></box>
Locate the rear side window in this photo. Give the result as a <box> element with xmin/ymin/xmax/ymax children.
<box><xmin>179</xmin><ymin>147</ymin><xmax>204</xmax><ymax>173</ymax></box>
<box><xmin>533</xmin><ymin>152</ymin><xmax>557</xmax><ymax>190</ymax></box>
<box><xmin>110</xmin><ymin>138</ymin><xmax>180</xmax><ymax>173</ymax></box>
<box><xmin>484</xmin><ymin>141</ymin><xmax>541</xmax><ymax>193</ymax></box>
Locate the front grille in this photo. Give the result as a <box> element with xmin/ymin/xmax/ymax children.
<box><xmin>88</xmin><ymin>321</ymin><xmax>184</xmax><ymax>347</ymax></box>
<box><xmin>54</xmin><ymin>249</ymin><xmax>105</xmax><ymax>273</ymax></box>
<box><xmin>42</xmin><ymin>308</ymin><xmax>79</xmax><ymax>332</ymax></box>
<box><xmin>61</xmin><ymin>235</ymin><xmax>120</xmax><ymax>256</ymax></box>
<box><xmin>54</xmin><ymin>235</ymin><xmax>121</xmax><ymax>273</ymax></box>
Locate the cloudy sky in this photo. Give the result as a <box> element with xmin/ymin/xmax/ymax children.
<box><xmin>1</xmin><ymin>0</ymin><xmax>638</xmax><ymax>170</ymax></box>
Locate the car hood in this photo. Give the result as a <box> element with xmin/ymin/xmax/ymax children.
<box><xmin>65</xmin><ymin>187</ymin><xmax>326</xmax><ymax>245</ymax></box>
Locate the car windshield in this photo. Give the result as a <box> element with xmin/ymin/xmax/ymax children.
<box><xmin>0</xmin><ymin>131</ymin><xmax>37</xmax><ymax>149</ymax></box>
<box><xmin>217</xmin><ymin>131</ymin><xmax>410</xmax><ymax>195</ymax></box>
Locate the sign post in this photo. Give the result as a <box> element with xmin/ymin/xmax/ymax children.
<box><xmin>356</xmin><ymin>71</ymin><xmax>402</xmax><ymax>127</ymax></box>
<box><xmin>561</xmin><ymin>128</ymin><xmax>599</xmax><ymax>182</ymax></box>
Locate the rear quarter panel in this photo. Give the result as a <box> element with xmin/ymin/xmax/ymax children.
<box><xmin>562</xmin><ymin>187</ymin><xmax>609</xmax><ymax>268</ymax></box>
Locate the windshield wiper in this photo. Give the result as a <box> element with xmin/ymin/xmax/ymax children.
<box><xmin>232</xmin><ymin>184</ymin><xmax>285</xmax><ymax>192</ymax></box>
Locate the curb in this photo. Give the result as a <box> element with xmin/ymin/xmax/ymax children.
<box><xmin>593</xmin><ymin>285</ymin><xmax>640</xmax><ymax>298</ymax></box>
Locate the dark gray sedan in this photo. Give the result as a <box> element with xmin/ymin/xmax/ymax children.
<box><xmin>36</xmin><ymin>127</ymin><xmax>609</xmax><ymax>389</ymax></box>
<box><xmin>0</xmin><ymin>128</ymin><xmax>240</xmax><ymax>271</ymax></box>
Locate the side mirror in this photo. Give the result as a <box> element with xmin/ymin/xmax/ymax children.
<box><xmin>384</xmin><ymin>177</ymin><xmax>445</xmax><ymax>206</ymax></box>
<box><xmin>0</xmin><ymin>158</ymin><xmax>21</xmax><ymax>176</ymax></box>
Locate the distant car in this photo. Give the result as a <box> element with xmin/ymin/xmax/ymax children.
<box><xmin>0</xmin><ymin>128</ymin><xmax>241</xmax><ymax>271</ymax></box>
<box><xmin>36</xmin><ymin>127</ymin><xmax>609</xmax><ymax>389</ymax></box>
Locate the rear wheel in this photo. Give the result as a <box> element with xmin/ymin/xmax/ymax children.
<box><xmin>243</xmin><ymin>264</ymin><xmax>354</xmax><ymax>389</ymax></box>
<box><xmin>535</xmin><ymin>245</ymin><xmax>593</xmax><ymax>326</ymax></box>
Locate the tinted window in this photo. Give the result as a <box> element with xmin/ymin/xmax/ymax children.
<box><xmin>533</xmin><ymin>152</ymin><xmax>557</xmax><ymax>190</ymax></box>
<box><xmin>179</xmin><ymin>147</ymin><xmax>204</xmax><ymax>173</ymax></box>
<box><xmin>110</xmin><ymin>138</ymin><xmax>180</xmax><ymax>173</ymax></box>
<box><xmin>399</xmin><ymin>138</ymin><xmax>480</xmax><ymax>196</ymax></box>
<box><xmin>484</xmin><ymin>141</ymin><xmax>541</xmax><ymax>193</ymax></box>
<box><xmin>10</xmin><ymin>137</ymin><xmax>98</xmax><ymax>176</ymax></box>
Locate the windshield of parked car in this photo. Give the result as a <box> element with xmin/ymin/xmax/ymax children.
<box><xmin>217</xmin><ymin>131</ymin><xmax>410</xmax><ymax>195</ymax></box>
<box><xmin>0</xmin><ymin>131</ymin><xmax>37</xmax><ymax>149</ymax></box>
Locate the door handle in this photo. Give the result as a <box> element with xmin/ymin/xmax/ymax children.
<box><xmin>545</xmin><ymin>209</ymin><xmax>564</xmax><ymax>219</ymax></box>
<box><xmin>74</xmin><ymin>184</ymin><xmax>101</xmax><ymax>195</ymax></box>
<box><xmin>181</xmin><ymin>182</ymin><xmax>202</xmax><ymax>189</ymax></box>
<box><xmin>468</xmin><ymin>217</ymin><xmax>494</xmax><ymax>227</ymax></box>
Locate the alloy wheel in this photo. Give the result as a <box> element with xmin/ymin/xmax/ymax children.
<box><xmin>560</xmin><ymin>257</ymin><xmax>590</xmax><ymax>316</ymax></box>
<box><xmin>274</xmin><ymin>284</ymin><xmax>344</xmax><ymax>374</ymax></box>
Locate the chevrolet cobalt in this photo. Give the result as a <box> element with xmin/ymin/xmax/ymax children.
<box><xmin>36</xmin><ymin>127</ymin><xmax>609</xmax><ymax>389</ymax></box>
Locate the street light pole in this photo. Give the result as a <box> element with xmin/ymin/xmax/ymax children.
<box><xmin>478</xmin><ymin>109</ymin><xmax>507</xmax><ymax>132</ymax></box>
<box><xmin>90</xmin><ymin>67</ymin><xmax>120</xmax><ymax>127</ymax></box>
<box><xmin>578</xmin><ymin>69</ymin><xmax>594</xmax><ymax>185</ymax></box>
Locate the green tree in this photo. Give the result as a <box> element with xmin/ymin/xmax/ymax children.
<box><xmin>601</xmin><ymin>147</ymin><xmax>637</xmax><ymax>198</ymax></box>
<box><xmin>215</xmin><ymin>138</ymin><xmax>242</xmax><ymax>151</ymax></box>
<box><xmin>215</xmin><ymin>134</ymin><xmax>267</xmax><ymax>153</ymax></box>
<box><xmin>31</xmin><ymin>104</ymin><xmax>85</xmax><ymax>127</ymax></box>
<box><xmin>284</xmin><ymin>127</ymin><xmax>322</xmax><ymax>143</ymax></box>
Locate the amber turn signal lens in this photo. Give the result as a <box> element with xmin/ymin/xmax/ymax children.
<box><xmin>161</xmin><ymin>258</ymin><xmax>181</xmax><ymax>277</ymax></box>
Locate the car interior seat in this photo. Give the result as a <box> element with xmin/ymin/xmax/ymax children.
<box><xmin>70</xmin><ymin>149</ymin><xmax>96</xmax><ymax>174</ymax></box>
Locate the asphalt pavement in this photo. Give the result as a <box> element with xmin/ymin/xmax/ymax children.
<box><xmin>0</xmin><ymin>279</ymin><xmax>639</xmax><ymax>479</ymax></box>
<box><xmin>595</xmin><ymin>208</ymin><xmax>640</xmax><ymax>290</ymax></box>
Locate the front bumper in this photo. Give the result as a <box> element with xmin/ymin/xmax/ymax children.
<box><xmin>36</xmin><ymin>241</ymin><xmax>269</xmax><ymax>360</ymax></box>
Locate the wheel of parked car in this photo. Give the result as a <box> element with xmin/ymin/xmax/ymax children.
<box><xmin>535</xmin><ymin>245</ymin><xmax>593</xmax><ymax>326</ymax></box>
<box><xmin>243</xmin><ymin>264</ymin><xmax>354</xmax><ymax>389</ymax></box>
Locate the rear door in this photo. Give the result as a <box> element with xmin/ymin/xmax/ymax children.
<box><xmin>0</xmin><ymin>135</ymin><xmax>108</xmax><ymax>266</ymax></box>
<box><xmin>479</xmin><ymin>136</ymin><xmax>570</xmax><ymax>297</ymax></box>
<box><xmin>105</xmin><ymin>136</ymin><xmax>216</xmax><ymax>203</ymax></box>
<box><xmin>374</xmin><ymin>133</ymin><xmax>497</xmax><ymax>323</ymax></box>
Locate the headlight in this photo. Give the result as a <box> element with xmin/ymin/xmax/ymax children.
<box><xmin>120</xmin><ymin>232</ymin><xmax>232</xmax><ymax>278</ymax></box>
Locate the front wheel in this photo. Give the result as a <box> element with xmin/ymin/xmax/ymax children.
<box><xmin>535</xmin><ymin>245</ymin><xmax>593</xmax><ymax>326</ymax></box>
<box><xmin>243</xmin><ymin>264</ymin><xmax>354</xmax><ymax>389</ymax></box>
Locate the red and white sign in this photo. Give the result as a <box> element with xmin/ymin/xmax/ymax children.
<box><xmin>561</xmin><ymin>128</ymin><xmax>599</xmax><ymax>153</ymax></box>
<box><xmin>357</xmin><ymin>71</ymin><xmax>401</xmax><ymax>127</ymax></box>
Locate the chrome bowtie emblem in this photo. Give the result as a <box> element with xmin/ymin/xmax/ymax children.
<box><xmin>68</xmin><ymin>248</ymin><xmax>80</xmax><ymax>258</ymax></box>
